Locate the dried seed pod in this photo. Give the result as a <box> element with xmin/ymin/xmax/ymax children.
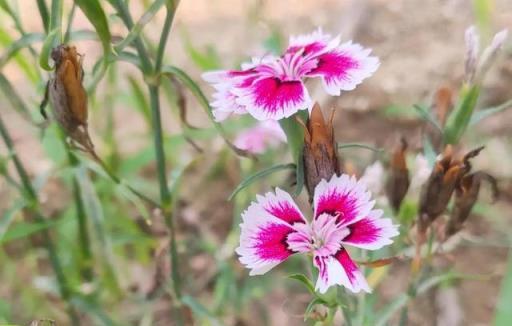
<box><xmin>445</xmin><ymin>172</ymin><xmax>498</xmax><ymax>237</ymax></box>
<box><xmin>417</xmin><ymin>146</ymin><xmax>484</xmax><ymax>232</ymax></box>
<box><xmin>42</xmin><ymin>45</ymin><xmax>94</xmax><ymax>152</ymax></box>
<box><xmin>302</xmin><ymin>103</ymin><xmax>340</xmax><ymax>201</ymax></box>
<box><xmin>385</xmin><ymin>137</ymin><xmax>410</xmax><ymax>213</ymax></box>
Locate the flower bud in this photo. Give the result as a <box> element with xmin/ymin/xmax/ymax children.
<box><xmin>385</xmin><ymin>138</ymin><xmax>410</xmax><ymax>213</ymax></box>
<box><xmin>303</xmin><ymin>103</ymin><xmax>340</xmax><ymax>201</ymax></box>
<box><xmin>47</xmin><ymin>45</ymin><xmax>94</xmax><ymax>151</ymax></box>
<box><xmin>417</xmin><ymin>146</ymin><xmax>483</xmax><ymax>232</ymax></box>
<box><xmin>445</xmin><ymin>172</ymin><xmax>498</xmax><ymax>237</ymax></box>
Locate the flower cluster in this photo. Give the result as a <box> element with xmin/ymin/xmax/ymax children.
<box><xmin>236</xmin><ymin>174</ymin><xmax>398</xmax><ymax>293</ymax></box>
<box><xmin>203</xmin><ymin>29</ymin><xmax>379</xmax><ymax>121</ymax></box>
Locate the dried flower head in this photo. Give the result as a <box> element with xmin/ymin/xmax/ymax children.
<box><xmin>385</xmin><ymin>138</ymin><xmax>410</xmax><ymax>213</ymax></box>
<box><xmin>445</xmin><ymin>172</ymin><xmax>499</xmax><ymax>237</ymax></box>
<box><xmin>417</xmin><ymin>145</ymin><xmax>484</xmax><ymax>232</ymax></box>
<box><xmin>236</xmin><ymin>174</ymin><xmax>398</xmax><ymax>293</ymax></box>
<box><xmin>42</xmin><ymin>44</ymin><xmax>94</xmax><ymax>152</ymax></box>
<box><xmin>303</xmin><ymin>103</ymin><xmax>340</xmax><ymax>201</ymax></box>
<box><xmin>203</xmin><ymin>28</ymin><xmax>379</xmax><ymax>121</ymax></box>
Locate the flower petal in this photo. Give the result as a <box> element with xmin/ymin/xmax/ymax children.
<box><xmin>342</xmin><ymin>209</ymin><xmax>399</xmax><ymax>250</ymax></box>
<box><xmin>286</xmin><ymin>28</ymin><xmax>337</xmax><ymax>59</ymax></box>
<box><xmin>306</xmin><ymin>41</ymin><xmax>379</xmax><ymax>96</ymax></box>
<box><xmin>334</xmin><ymin>249</ymin><xmax>371</xmax><ymax>293</ymax></box>
<box><xmin>234</xmin><ymin>120</ymin><xmax>287</xmax><ymax>154</ymax></box>
<box><xmin>237</xmin><ymin>76</ymin><xmax>312</xmax><ymax>121</ymax></box>
<box><xmin>313</xmin><ymin>174</ymin><xmax>374</xmax><ymax>226</ymax></box>
<box><xmin>256</xmin><ymin>188</ymin><xmax>307</xmax><ymax>225</ymax></box>
<box><xmin>236</xmin><ymin>203</ymin><xmax>295</xmax><ymax>275</ymax></box>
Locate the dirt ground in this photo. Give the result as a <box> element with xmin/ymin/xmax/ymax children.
<box><xmin>2</xmin><ymin>0</ymin><xmax>512</xmax><ymax>325</ymax></box>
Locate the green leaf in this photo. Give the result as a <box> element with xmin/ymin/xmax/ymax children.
<box><xmin>39</xmin><ymin>27</ymin><xmax>60</xmax><ymax>71</ymax></box>
<box><xmin>494</xmin><ymin>252</ymin><xmax>512</xmax><ymax>325</ymax></box>
<box><xmin>288</xmin><ymin>273</ymin><xmax>316</xmax><ymax>295</ymax></box>
<box><xmin>0</xmin><ymin>219</ymin><xmax>59</xmax><ymax>244</ymax></box>
<box><xmin>161</xmin><ymin>65</ymin><xmax>252</xmax><ymax>157</ymax></box>
<box><xmin>0</xmin><ymin>32</ymin><xmax>45</xmax><ymax>69</ymax></box>
<box><xmin>414</xmin><ymin>104</ymin><xmax>442</xmax><ymax>133</ymax></box>
<box><xmin>443</xmin><ymin>85</ymin><xmax>480</xmax><ymax>145</ymax></box>
<box><xmin>470</xmin><ymin>99</ymin><xmax>512</xmax><ymax>126</ymax></box>
<box><xmin>279</xmin><ymin>111</ymin><xmax>307</xmax><ymax>195</ymax></box>
<box><xmin>75</xmin><ymin>0</ymin><xmax>111</xmax><ymax>54</ymax></box>
<box><xmin>113</xmin><ymin>0</ymin><xmax>165</xmax><ymax>53</ymax></box>
<box><xmin>0</xmin><ymin>73</ymin><xmax>32</xmax><ymax>120</ymax></box>
<box><xmin>0</xmin><ymin>199</ymin><xmax>26</xmax><ymax>240</ymax></box>
<box><xmin>228</xmin><ymin>163</ymin><xmax>295</xmax><ymax>200</ymax></box>
<box><xmin>304</xmin><ymin>297</ymin><xmax>329</xmax><ymax>322</ymax></box>
<box><xmin>181</xmin><ymin>295</ymin><xmax>222</xmax><ymax>325</ymax></box>
<box><xmin>37</xmin><ymin>0</ymin><xmax>50</xmax><ymax>33</ymax></box>
<box><xmin>422</xmin><ymin>135</ymin><xmax>437</xmax><ymax>168</ymax></box>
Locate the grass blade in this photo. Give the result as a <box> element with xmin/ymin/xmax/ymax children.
<box><xmin>229</xmin><ymin>163</ymin><xmax>295</xmax><ymax>200</ymax></box>
<box><xmin>75</xmin><ymin>0</ymin><xmax>111</xmax><ymax>53</ymax></box>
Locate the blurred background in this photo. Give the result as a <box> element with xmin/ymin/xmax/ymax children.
<box><xmin>1</xmin><ymin>0</ymin><xmax>512</xmax><ymax>325</ymax></box>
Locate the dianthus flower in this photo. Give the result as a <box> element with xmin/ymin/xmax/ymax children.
<box><xmin>234</xmin><ymin>120</ymin><xmax>287</xmax><ymax>154</ymax></box>
<box><xmin>203</xmin><ymin>29</ymin><xmax>379</xmax><ymax>121</ymax></box>
<box><xmin>236</xmin><ymin>174</ymin><xmax>398</xmax><ymax>293</ymax></box>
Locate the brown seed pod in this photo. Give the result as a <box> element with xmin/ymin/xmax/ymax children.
<box><xmin>42</xmin><ymin>44</ymin><xmax>94</xmax><ymax>152</ymax></box>
<box><xmin>385</xmin><ymin>137</ymin><xmax>410</xmax><ymax>213</ymax></box>
<box><xmin>302</xmin><ymin>103</ymin><xmax>340</xmax><ymax>202</ymax></box>
<box><xmin>417</xmin><ymin>145</ymin><xmax>484</xmax><ymax>232</ymax></box>
<box><xmin>445</xmin><ymin>171</ymin><xmax>499</xmax><ymax>237</ymax></box>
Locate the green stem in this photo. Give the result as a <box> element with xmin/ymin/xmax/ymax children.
<box><xmin>110</xmin><ymin>0</ymin><xmax>183</xmax><ymax>310</ymax></box>
<box><xmin>0</xmin><ymin>114</ymin><xmax>79</xmax><ymax>325</ymax></box>
<box><xmin>68</xmin><ymin>150</ymin><xmax>94</xmax><ymax>282</ymax></box>
<box><xmin>109</xmin><ymin>0</ymin><xmax>152</xmax><ymax>74</ymax></box>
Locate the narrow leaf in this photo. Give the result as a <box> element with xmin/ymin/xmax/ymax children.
<box><xmin>75</xmin><ymin>0</ymin><xmax>111</xmax><ymax>54</ymax></box>
<box><xmin>39</xmin><ymin>27</ymin><xmax>60</xmax><ymax>71</ymax></box>
<box><xmin>0</xmin><ymin>33</ymin><xmax>45</xmax><ymax>69</ymax></box>
<box><xmin>113</xmin><ymin>0</ymin><xmax>165</xmax><ymax>53</ymax></box>
<box><xmin>414</xmin><ymin>104</ymin><xmax>442</xmax><ymax>132</ymax></box>
<box><xmin>470</xmin><ymin>99</ymin><xmax>512</xmax><ymax>126</ymax></box>
<box><xmin>228</xmin><ymin>163</ymin><xmax>295</xmax><ymax>200</ymax></box>
<box><xmin>288</xmin><ymin>273</ymin><xmax>316</xmax><ymax>295</ymax></box>
<box><xmin>0</xmin><ymin>199</ymin><xmax>26</xmax><ymax>240</ymax></box>
<box><xmin>443</xmin><ymin>85</ymin><xmax>480</xmax><ymax>144</ymax></box>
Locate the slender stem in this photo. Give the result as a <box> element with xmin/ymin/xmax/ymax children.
<box><xmin>0</xmin><ymin>114</ymin><xmax>79</xmax><ymax>325</ymax></box>
<box><xmin>110</xmin><ymin>0</ymin><xmax>184</xmax><ymax>307</ymax></box>
<box><xmin>68</xmin><ymin>150</ymin><xmax>94</xmax><ymax>282</ymax></box>
<box><xmin>155</xmin><ymin>1</ymin><xmax>178</xmax><ymax>72</ymax></box>
<box><xmin>110</xmin><ymin>0</ymin><xmax>152</xmax><ymax>74</ymax></box>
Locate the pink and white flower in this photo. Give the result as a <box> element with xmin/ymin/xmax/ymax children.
<box><xmin>203</xmin><ymin>28</ymin><xmax>379</xmax><ymax>121</ymax></box>
<box><xmin>234</xmin><ymin>120</ymin><xmax>287</xmax><ymax>154</ymax></box>
<box><xmin>236</xmin><ymin>174</ymin><xmax>398</xmax><ymax>294</ymax></box>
